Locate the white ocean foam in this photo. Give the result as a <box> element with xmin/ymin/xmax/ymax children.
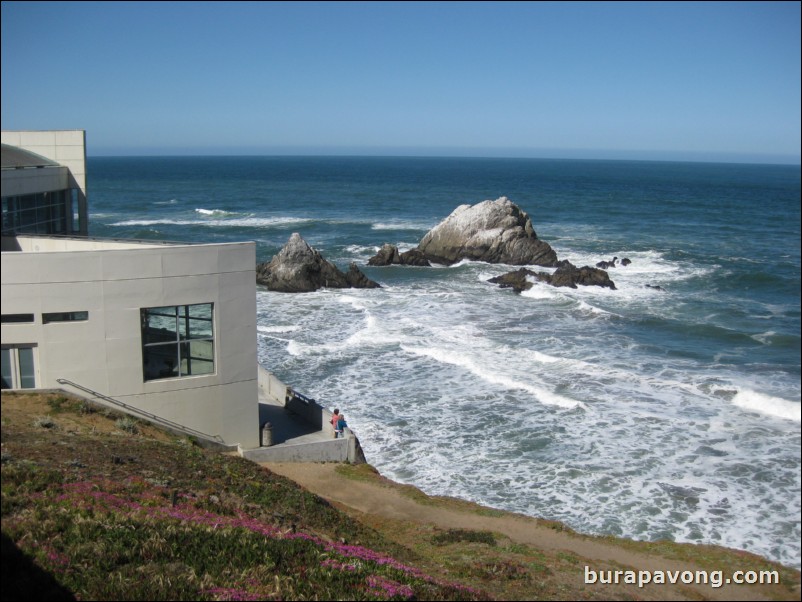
<box><xmin>226</xmin><ymin>216</ymin><xmax>313</xmax><ymax>228</ymax></box>
<box><xmin>574</xmin><ymin>298</ymin><xmax>614</xmax><ymax>315</ymax></box>
<box><xmin>345</xmin><ymin>244</ymin><xmax>380</xmax><ymax>256</ymax></box>
<box><xmin>731</xmin><ymin>389</ymin><xmax>801</xmax><ymax>422</ymax></box>
<box><xmin>255</xmin><ymin>257</ymin><xmax>800</xmax><ymax>570</ymax></box>
<box><xmin>447</xmin><ymin>258</ymin><xmax>480</xmax><ymax>268</ymax></box>
<box><xmin>257</xmin><ymin>324</ymin><xmax>300</xmax><ymax>334</ymax></box>
<box><xmin>281</xmin><ymin>299</ymin><xmax>401</xmax><ymax>358</ymax></box>
<box><xmin>286</xmin><ymin>340</ymin><xmax>304</xmax><ymax>357</ymax></box>
<box><xmin>535</xmin><ymin>286</ymin><xmax>619</xmax><ymax>317</ymax></box>
<box><xmin>520</xmin><ymin>282</ymin><xmax>560</xmax><ymax>300</ymax></box>
<box><xmin>372</xmin><ymin>220</ymin><xmax>433</xmax><ymax>231</ymax></box>
<box><xmin>528</xmin><ymin>350</ymin><xmax>562</xmax><ymax>364</ymax></box>
<box><xmin>111</xmin><ymin>219</ymin><xmax>185</xmax><ymax>226</ymax></box>
<box><xmin>339</xmin><ymin>295</ymin><xmax>369</xmax><ymax>311</ymax></box>
<box><xmin>111</xmin><ymin>216</ymin><xmax>312</xmax><ymax>228</ymax></box>
<box><xmin>555</xmin><ymin>248</ymin><xmax>713</xmax><ymax>289</ymax></box>
<box><xmin>400</xmin><ymin>344</ymin><xmax>582</xmax><ymax>409</ymax></box>
<box><xmin>750</xmin><ymin>331</ymin><xmax>776</xmax><ymax>344</ymax></box>
<box><xmin>195</xmin><ymin>208</ymin><xmax>238</xmax><ymax>217</ymax></box>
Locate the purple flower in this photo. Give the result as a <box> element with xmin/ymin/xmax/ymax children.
<box><xmin>366</xmin><ymin>575</ymin><xmax>415</xmax><ymax>600</ymax></box>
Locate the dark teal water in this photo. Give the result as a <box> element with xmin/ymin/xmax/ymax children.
<box><xmin>88</xmin><ymin>156</ymin><xmax>801</xmax><ymax>567</ymax></box>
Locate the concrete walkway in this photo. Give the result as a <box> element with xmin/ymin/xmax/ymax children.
<box><xmin>246</xmin><ymin>367</ymin><xmax>364</xmax><ymax>463</ymax></box>
<box><xmin>257</xmin><ymin>389</ymin><xmax>332</xmax><ymax>446</ymax></box>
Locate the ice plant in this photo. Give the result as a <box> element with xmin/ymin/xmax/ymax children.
<box><xmin>5</xmin><ymin>474</ymin><xmax>486</xmax><ymax>600</ymax></box>
<box><xmin>366</xmin><ymin>575</ymin><xmax>415</xmax><ymax>600</ymax></box>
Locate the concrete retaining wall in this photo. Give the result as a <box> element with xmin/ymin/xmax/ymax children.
<box><xmin>242</xmin><ymin>437</ymin><xmax>350</xmax><ymax>463</ymax></box>
<box><xmin>258</xmin><ymin>366</ymin><xmax>289</xmax><ymax>404</ymax></box>
<box><xmin>243</xmin><ymin>426</ymin><xmax>365</xmax><ymax>464</ymax></box>
<box><xmin>254</xmin><ymin>367</ymin><xmax>366</xmax><ymax>464</ymax></box>
<box><xmin>286</xmin><ymin>392</ymin><xmax>326</xmax><ymax>430</ymax></box>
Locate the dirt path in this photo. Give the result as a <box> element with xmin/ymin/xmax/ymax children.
<box><xmin>263</xmin><ymin>461</ymin><xmax>788</xmax><ymax>601</ymax></box>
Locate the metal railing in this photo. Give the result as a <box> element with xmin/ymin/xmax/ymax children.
<box><xmin>56</xmin><ymin>378</ymin><xmax>225</xmax><ymax>444</ymax></box>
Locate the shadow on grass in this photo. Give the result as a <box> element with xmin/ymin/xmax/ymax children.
<box><xmin>1</xmin><ymin>532</ymin><xmax>75</xmax><ymax>601</ymax></box>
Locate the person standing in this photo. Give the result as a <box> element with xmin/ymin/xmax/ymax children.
<box><xmin>336</xmin><ymin>412</ymin><xmax>347</xmax><ymax>438</ymax></box>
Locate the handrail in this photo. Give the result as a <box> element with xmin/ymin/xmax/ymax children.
<box><xmin>289</xmin><ymin>389</ymin><xmax>315</xmax><ymax>405</ymax></box>
<box><xmin>56</xmin><ymin>378</ymin><xmax>225</xmax><ymax>443</ymax></box>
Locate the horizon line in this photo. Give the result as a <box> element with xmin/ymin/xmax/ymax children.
<box><xmin>85</xmin><ymin>148</ymin><xmax>802</xmax><ymax>167</ymax></box>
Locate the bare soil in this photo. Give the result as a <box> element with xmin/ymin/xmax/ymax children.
<box><xmin>263</xmin><ymin>461</ymin><xmax>800</xmax><ymax>601</ymax></box>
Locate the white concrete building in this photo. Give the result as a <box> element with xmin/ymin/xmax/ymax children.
<box><xmin>1</xmin><ymin>131</ymin><xmax>260</xmax><ymax>449</ymax></box>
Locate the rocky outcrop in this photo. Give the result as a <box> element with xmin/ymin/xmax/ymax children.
<box><xmin>256</xmin><ymin>233</ymin><xmax>380</xmax><ymax>293</ymax></box>
<box><xmin>369</xmin><ymin>197</ymin><xmax>558</xmax><ymax>267</ymax></box>
<box><xmin>416</xmin><ymin>197</ymin><xmax>558</xmax><ymax>266</ymax></box>
<box><xmin>596</xmin><ymin>256</ymin><xmax>632</xmax><ymax>268</ymax></box>
<box><xmin>367</xmin><ymin>244</ymin><xmax>431</xmax><ymax>267</ymax></box>
<box><xmin>345</xmin><ymin>262</ymin><xmax>381</xmax><ymax>288</ymax></box>
<box><xmin>547</xmin><ymin>263</ymin><xmax>616</xmax><ymax>289</ymax></box>
<box><xmin>487</xmin><ymin>268</ymin><xmax>537</xmax><ymax>293</ymax></box>
<box><xmin>488</xmin><ymin>261</ymin><xmax>616</xmax><ymax>293</ymax></box>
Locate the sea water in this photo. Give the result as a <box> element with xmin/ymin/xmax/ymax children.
<box><xmin>88</xmin><ymin>156</ymin><xmax>801</xmax><ymax>568</ymax></box>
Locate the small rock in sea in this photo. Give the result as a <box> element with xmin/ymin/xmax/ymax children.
<box><xmin>256</xmin><ymin>233</ymin><xmax>380</xmax><ymax>293</ymax></box>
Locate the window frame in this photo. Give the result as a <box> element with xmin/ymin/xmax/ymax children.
<box><xmin>1</xmin><ymin>314</ymin><xmax>35</xmax><ymax>324</ymax></box>
<box><xmin>1</xmin><ymin>189</ymin><xmax>73</xmax><ymax>236</ymax></box>
<box><xmin>1</xmin><ymin>345</ymin><xmax>37</xmax><ymax>390</ymax></box>
<box><xmin>42</xmin><ymin>311</ymin><xmax>89</xmax><ymax>324</ymax></box>
<box><xmin>140</xmin><ymin>303</ymin><xmax>215</xmax><ymax>382</ymax></box>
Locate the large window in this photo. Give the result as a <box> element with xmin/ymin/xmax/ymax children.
<box><xmin>1</xmin><ymin>346</ymin><xmax>36</xmax><ymax>389</ymax></box>
<box><xmin>141</xmin><ymin>303</ymin><xmax>215</xmax><ymax>381</ymax></box>
<box><xmin>1</xmin><ymin>190</ymin><xmax>72</xmax><ymax>235</ymax></box>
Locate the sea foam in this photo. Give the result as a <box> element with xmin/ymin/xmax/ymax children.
<box><xmin>731</xmin><ymin>389</ymin><xmax>801</xmax><ymax>422</ymax></box>
<box><xmin>112</xmin><ymin>216</ymin><xmax>313</xmax><ymax>228</ymax></box>
<box><xmin>400</xmin><ymin>343</ymin><xmax>582</xmax><ymax>409</ymax></box>
<box><xmin>195</xmin><ymin>207</ymin><xmax>238</xmax><ymax>217</ymax></box>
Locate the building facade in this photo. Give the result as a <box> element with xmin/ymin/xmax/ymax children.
<box><xmin>1</xmin><ymin>131</ymin><xmax>260</xmax><ymax>449</ymax></box>
<box><xmin>1</xmin><ymin>130</ymin><xmax>88</xmax><ymax>236</ymax></box>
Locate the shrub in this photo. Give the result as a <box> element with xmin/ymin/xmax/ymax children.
<box><xmin>46</xmin><ymin>395</ymin><xmax>70</xmax><ymax>411</ymax></box>
<box><xmin>32</xmin><ymin>415</ymin><xmax>57</xmax><ymax>429</ymax></box>
<box><xmin>431</xmin><ymin>529</ymin><xmax>497</xmax><ymax>546</ymax></box>
<box><xmin>115</xmin><ymin>416</ymin><xmax>139</xmax><ymax>434</ymax></box>
<box><xmin>78</xmin><ymin>400</ymin><xmax>96</xmax><ymax>415</ymax></box>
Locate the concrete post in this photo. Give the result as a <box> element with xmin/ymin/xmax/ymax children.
<box><xmin>261</xmin><ymin>422</ymin><xmax>273</xmax><ymax>447</ymax></box>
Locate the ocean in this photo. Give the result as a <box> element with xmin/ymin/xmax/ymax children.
<box><xmin>87</xmin><ymin>156</ymin><xmax>801</xmax><ymax>569</ymax></box>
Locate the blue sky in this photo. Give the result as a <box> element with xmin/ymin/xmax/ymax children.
<box><xmin>2</xmin><ymin>1</ymin><xmax>800</xmax><ymax>162</ymax></box>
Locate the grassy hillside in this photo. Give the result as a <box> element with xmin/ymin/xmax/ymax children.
<box><xmin>1</xmin><ymin>392</ymin><xmax>484</xmax><ymax>601</ymax></box>
<box><xmin>2</xmin><ymin>391</ymin><xmax>799</xmax><ymax>601</ymax></box>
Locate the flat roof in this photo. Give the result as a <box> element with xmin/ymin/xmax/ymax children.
<box><xmin>2</xmin><ymin>234</ymin><xmax>255</xmax><ymax>253</ymax></box>
<box><xmin>1</xmin><ymin>144</ymin><xmax>60</xmax><ymax>169</ymax></box>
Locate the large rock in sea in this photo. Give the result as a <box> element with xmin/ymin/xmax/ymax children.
<box><xmin>418</xmin><ymin>197</ymin><xmax>558</xmax><ymax>266</ymax></box>
<box><xmin>256</xmin><ymin>233</ymin><xmax>380</xmax><ymax>293</ymax></box>
<box><xmin>370</xmin><ymin>197</ymin><xmax>558</xmax><ymax>267</ymax></box>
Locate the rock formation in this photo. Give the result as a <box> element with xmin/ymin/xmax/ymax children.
<box><xmin>547</xmin><ymin>262</ymin><xmax>616</xmax><ymax>289</ymax></box>
<box><xmin>367</xmin><ymin>244</ymin><xmax>431</xmax><ymax>267</ymax></box>
<box><xmin>344</xmin><ymin>262</ymin><xmax>381</xmax><ymax>288</ymax></box>
<box><xmin>416</xmin><ymin>197</ymin><xmax>558</xmax><ymax>265</ymax></box>
<box><xmin>256</xmin><ymin>233</ymin><xmax>380</xmax><ymax>293</ymax></box>
<box><xmin>596</xmin><ymin>257</ymin><xmax>618</xmax><ymax>269</ymax></box>
<box><xmin>488</xmin><ymin>261</ymin><xmax>616</xmax><ymax>293</ymax></box>
<box><xmin>369</xmin><ymin>197</ymin><xmax>558</xmax><ymax>267</ymax></box>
